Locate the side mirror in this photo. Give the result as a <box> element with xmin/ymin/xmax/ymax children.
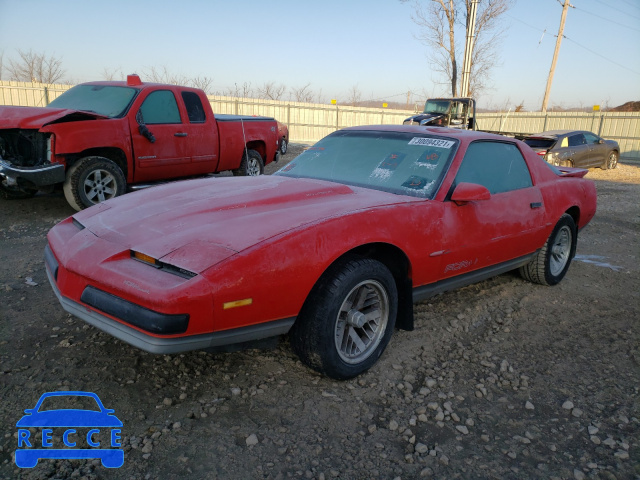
<box><xmin>451</xmin><ymin>182</ymin><xmax>491</xmax><ymax>205</ymax></box>
<box><xmin>598</xmin><ymin>139</ymin><xmax>604</xmax><ymax>144</ymax></box>
<box><xmin>136</xmin><ymin>110</ymin><xmax>156</xmax><ymax>143</ymax></box>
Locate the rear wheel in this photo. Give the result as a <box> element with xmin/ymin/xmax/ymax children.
<box><xmin>233</xmin><ymin>149</ymin><xmax>264</xmax><ymax>176</ymax></box>
<box><xmin>603</xmin><ymin>151</ymin><xmax>618</xmax><ymax>170</ymax></box>
<box><xmin>290</xmin><ymin>257</ymin><xmax>397</xmax><ymax>380</ymax></box>
<box><xmin>63</xmin><ymin>156</ymin><xmax>126</xmax><ymax>211</ymax></box>
<box><xmin>279</xmin><ymin>137</ymin><xmax>288</xmax><ymax>155</ymax></box>
<box><xmin>519</xmin><ymin>214</ymin><xmax>577</xmax><ymax>286</ymax></box>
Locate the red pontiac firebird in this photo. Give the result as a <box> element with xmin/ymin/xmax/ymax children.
<box><xmin>45</xmin><ymin>126</ymin><xmax>597</xmax><ymax>379</ymax></box>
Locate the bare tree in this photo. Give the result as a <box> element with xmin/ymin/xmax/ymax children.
<box><xmin>225</xmin><ymin>82</ymin><xmax>254</xmax><ymax>98</ymax></box>
<box><xmin>406</xmin><ymin>0</ymin><xmax>512</xmax><ymax>97</ymax></box>
<box><xmin>6</xmin><ymin>49</ymin><xmax>66</xmax><ymax>84</ymax></box>
<box><xmin>346</xmin><ymin>84</ymin><xmax>362</xmax><ymax>106</ymax></box>
<box><xmin>256</xmin><ymin>82</ymin><xmax>287</xmax><ymax>100</ymax></box>
<box><xmin>102</xmin><ymin>67</ymin><xmax>123</xmax><ymax>81</ymax></box>
<box><xmin>290</xmin><ymin>83</ymin><xmax>316</xmax><ymax>103</ymax></box>
<box><xmin>0</xmin><ymin>51</ymin><xmax>4</xmax><ymax>80</ymax></box>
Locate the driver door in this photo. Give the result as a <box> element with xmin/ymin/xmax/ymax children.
<box><xmin>441</xmin><ymin>141</ymin><xmax>547</xmax><ymax>279</ymax></box>
<box><xmin>130</xmin><ymin>89</ymin><xmax>190</xmax><ymax>182</ymax></box>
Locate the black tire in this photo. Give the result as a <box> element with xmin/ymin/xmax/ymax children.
<box><xmin>279</xmin><ymin>137</ymin><xmax>288</xmax><ymax>155</ymax></box>
<box><xmin>602</xmin><ymin>151</ymin><xmax>618</xmax><ymax>170</ymax></box>
<box><xmin>0</xmin><ymin>184</ymin><xmax>38</xmax><ymax>200</ymax></box>
<box><xmin>232</xmin><ymin>149</ymin><xmax>264</xmax><ymax>176</ymax></box>
<box><xmin>519</xmin><ymin>213</ymin><xmax>577</xmax><ymax>286</ymax></box>
<box><xmin>290</xmin><ymin>257</ymin><xmax>398</xmax><ymax>380</ymax></box>
<box><xmin>63</xmin><ymin>156</ymin><xmax>126</xmax><ymax>211</ymax></box>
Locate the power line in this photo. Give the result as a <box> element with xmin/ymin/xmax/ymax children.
<box><xmin>591</xmin><ymin>0</ymin><xmax>640</xmax><ymax>21</ymax></box>
<box><xmin>505</xmin><ymin>13</ymin><xmax>546</xmax><ymax>34</ymax></box>
<box><xmin>574</xmin><ymin>6</ymin><xmax>640</xmax><ymax>33</ymax></box>
<box><xmin>563</xmin><ymin>36</ymin><xmax>640</xmax><ymax>76</ymax></box>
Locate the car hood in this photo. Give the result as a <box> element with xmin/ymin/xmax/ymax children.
<box><xmin>72</xmin><ymin>176</ymin><xmax>418</xmax><ymax>273</ymax></box>
<box><xmin>404</xmin><ymin>113</ymin><xmax>443</xmax><ymax>125</ymax></box>
<box><xmin>0</xmin><ymin>106</ymin><xmax>107</xmax><ymax>129</ymax></box>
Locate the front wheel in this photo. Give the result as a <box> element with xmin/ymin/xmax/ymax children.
<box><xmin>279</xmin><ymin>137</ymin><xmax>288</xmax><ymax>155</ymax></box>
<box><xmin>290</xmin><ymin>257</ymin><xmax>398</xmax><ymax>380</ymax></box>
<box><xmin>63</xmin><ymin>156</ymin><xmax>126</xmax><ymax>211</ymax></box>
<box><xmin>519</xmin><ymin>214</ymin><xmax>577</xmax><ymax>286</ymax></box>
<box><xmin>232</xmin><ymin>149</ymin><xmax>264</xmax><ymax>176</ymax></box>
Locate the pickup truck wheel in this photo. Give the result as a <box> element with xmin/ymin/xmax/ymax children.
<box><xmin>0</xmin><ymin>185</ymin><xmax>38</xmax><ymax>200</ymax></box>
<box><xmin>290</xmin><ymin>257</ymin><xmax>398</xmax><ymax>380</ymax></box>
<box><xmin>279</xmin><ymin>137</ymin><xmax>288</xmax><ymax>155</ymax></box>
<box><xmin>233</xmin><ymin>149</ymin><xmax>264</xmax><ymax>176</ymax></box>
<box><xmin>519</xmin><ymin>214</ymin><xmax>577</xmax><ymax>286</ymax></box>
<box><xmin>63</xmin><ymin>156</ymin><xmax>126</xmax><ymax>211</ymax></box>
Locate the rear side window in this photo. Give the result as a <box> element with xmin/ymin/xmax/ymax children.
<box><xmin>182</xmin><ymin>91</ymin><xmax>206</xmax><ymax>123</ymax></box>
<box><xmin>568</xmin><ymin>134</ymin><xmax>586</xmax><ymax>147</ymax></box>
<box><xmin>139</xmin><ymin>90</ymin><xmax>181</xmax><ymax>124</ymax></box>
<box><xmin>454</xmin><ymin>141</ymin><xmax>533</xmax><ymax>195</ymax></box>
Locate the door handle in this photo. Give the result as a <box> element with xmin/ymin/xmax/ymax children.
<box><xmin>174</xmin><ymin>132</ymin><xmax>188</xmax><ymax>137</ymax></box>
<box><xmin>530</xmin><ymin>202</ymin><xmax>543</xmax><ymax>209</ymax></box>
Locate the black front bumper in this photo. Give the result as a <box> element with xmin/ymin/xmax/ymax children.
<box><xmin>0</xmin><ymin>159</ymin><xmax>65</xmax><ymax>187</ymax></box>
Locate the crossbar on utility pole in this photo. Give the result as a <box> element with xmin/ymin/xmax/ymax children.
<box><xmin>541</xmin><ymin>0</ymin><xmax>572</xmax><ymax>112</ymax></box>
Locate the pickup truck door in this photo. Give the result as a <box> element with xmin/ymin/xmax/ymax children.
<box><xmin>130</xmin><ymin>89</ymin><xmax>191</xmax><ymax>182</ymax></box>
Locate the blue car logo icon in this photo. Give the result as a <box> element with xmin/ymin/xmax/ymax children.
<box><xmin>15</xmin><ymin>391</ymin><xmax>123</xmax><ymax>468</ymax></box>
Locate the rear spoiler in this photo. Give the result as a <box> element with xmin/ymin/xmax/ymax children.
<box><xmin>556</xmin><ymin>166</ymin><xmax>588</xmax><ymax>178</ymax></box>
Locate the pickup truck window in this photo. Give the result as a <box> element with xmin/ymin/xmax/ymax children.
<box><xmin>139</xmin><ymin>90</ymin><xmax>181</xmax><ymax>125</ymax></box>
<box><xmin>181</xmin><ymin>91</ymin><xmax>206</xmax><ymax>123</ymax></box>
<box><xmin>48</xmin><ymin>85</ymin><xmax>137</xmax><ymax>118</ymax></box>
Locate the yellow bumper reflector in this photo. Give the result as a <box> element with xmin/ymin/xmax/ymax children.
<box><xmin>223</xmin><ymin>298</ymin><xmax>253</xmax><ymax>310</ymax></box>
<box><xmin>133</xmin><ymin>251</ymin><xmax>158</xmax><ymax>265</ymax></box>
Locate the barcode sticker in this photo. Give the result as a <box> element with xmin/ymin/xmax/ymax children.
<box><xmin>408</xmin><ymin>137</ymin><xmax>455</xmax><ymax>148</ymax></box>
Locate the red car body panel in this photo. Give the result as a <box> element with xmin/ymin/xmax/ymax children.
<box><xmin>45</xmin><ymin>126</ymin><xmax>597</xmax><ymax>353</ymax></box>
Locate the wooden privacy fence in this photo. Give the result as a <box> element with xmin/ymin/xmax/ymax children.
<box><xmin>2</xmin><ymin>80</ymin><xmax>639</xmax><ymax>160</ymax></box>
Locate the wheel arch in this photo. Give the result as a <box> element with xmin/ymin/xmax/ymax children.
<box><xmin>564</xmin><ymin>205</ymin><xmax>580</xmax><ymax>230</ymax></box>
<box><xmin>246</xmin><ymin>141</ymin><xmax>266</xmax><ymax>162</ymax></box>
<box><xmin>319</xmin><ymin>242</ymin><xmax>414</xmax><ymax>331</ymax></box>
<box><xmin>67</xmin><ymin>148</ymin><xmax>128</xmax><ymax>179</ymax></box>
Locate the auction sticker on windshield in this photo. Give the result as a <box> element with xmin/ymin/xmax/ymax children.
<box><xmin>15</xmin><ymin>391</ymin><xmax>124</xmax><ymax>469</ymax></box>
<box><xmin>408</xmin><ymin>137</ymin><xmax>455</xmax><ymax>148</ymax></box>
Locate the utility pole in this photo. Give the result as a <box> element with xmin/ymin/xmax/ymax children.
<box><xmin>460</xmin><ymin>0</ymin><xmax>478</xmax><ymax>98</ymax></box>
<box><xmin>541</xmin><ymin>0</ymin><xmax>573</xmax><ymax>112</ymax></box>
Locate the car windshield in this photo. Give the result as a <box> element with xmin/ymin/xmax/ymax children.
<box><xmin>423</xmin><ymin>100</ymin><xmax>451</xmax><ymax>114</ymax></box>
<box><xmin>524</xmin><ymin>138</ymin><xmax>556</xmax><ymax>149</ymax></box>
<box><xmin>48</xmin><ymin>85</ymin><xmax>138</xmax><ymax>118</ymax></box>
<box><xmin>275</xmin><ymin>130</ymin><xmax>458</xmax><ymax>199</ymax></box>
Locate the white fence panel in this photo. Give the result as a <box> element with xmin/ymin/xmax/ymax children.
<box><xmin>2</xmin><ymin>81</ymin><xmax>638</xmax><ymax>160</ymax></box>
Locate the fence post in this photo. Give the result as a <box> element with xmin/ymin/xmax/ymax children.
<box><xmin>381</xmin><ymin>110</ymin><xmax>384</xmax><ymax>124</ymax></box>
<box><xmin>597</xmin><ymin>114</ymin><xmax>604</xmax><ymax>136</ymax></box>
<box><xmin>44</xmin><ymin>86</ymin><xmax>50</xmax><ymax>106</ymax></box>
<box><xmin>543</xmin><ymin>114</ymin><xmax>549</xmax><ymax>132</ymax></box>
<box><xmin>287</xmin><ymin>104</ymin><xmax>291</xmax><ymax>127</ymax></box>
<box><xmin>234</xmin><ymin>99</ymin><xmax>239</xmax><ymax>115</ymax></box>
<box><xmin>335</xmin><ymin>105</ymin><xmax>339</xmax><ymax>132</ymax></box>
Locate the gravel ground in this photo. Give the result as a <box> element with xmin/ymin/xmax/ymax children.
<box><xmin>0</xmin><ymin>145</ymin><xmax>638</xmax><ymax>480</ymax></box>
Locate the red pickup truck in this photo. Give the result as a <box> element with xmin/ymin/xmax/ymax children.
<box><xmin>0</xmin><ymin>75</ymin><xmax>280</xmax><ymax>210</ymax></box>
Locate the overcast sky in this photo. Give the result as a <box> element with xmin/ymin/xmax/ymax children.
<box><xmin>1</xmin><ymin>0</ymin><xmax>638</xmax><ymax>111</ymax></box>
